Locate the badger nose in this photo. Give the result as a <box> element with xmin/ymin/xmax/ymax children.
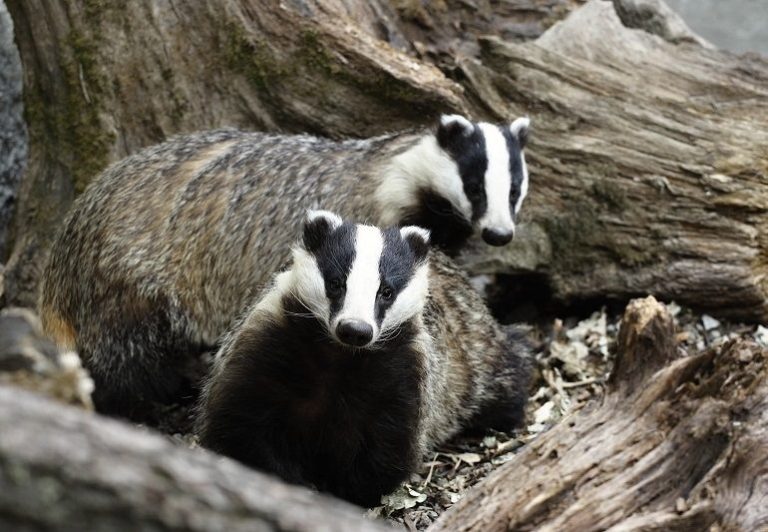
<box><xmin>482</xmin><ymin>228</ymin><xmax>514</xmax><ymax>246</ymax></box>
<box><xmin>336</xmin><ymin>320</ymin><xmax>374</xmax><ymax>347</ymax></box>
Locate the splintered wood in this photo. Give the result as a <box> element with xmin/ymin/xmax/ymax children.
<box><xmin>431</xmin><ymin>297</ymin><xmax>768</xmax><ymax>531</ymax></box>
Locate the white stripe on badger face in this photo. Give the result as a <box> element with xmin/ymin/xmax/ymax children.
<box><xmin>477</xmin><ymin>123</ymin><xmax>515</xmax><ymax>235</ymax></box>
<box><xmin>377</xmin><ymin>136</ymin><xmax>473</xmax><ymax>225</ymax></box>
<box><xmin>290</xmin><ymin>247</ymin><xmax>331</xmax><ymax>324</ymax></box>
<box><xmin>514</xmin><ymin>151</ymin><xmax>529</xmax><ymax>217</ymax></box>
<box><xmin>379</xmin><ymin>262</ymin><xmax>429</xmax><ymax>336</ymax></box>
<box><xmin>331</xmin><ymin>225</ymin><xmax>384</xmax><ymax>341</ymax></box>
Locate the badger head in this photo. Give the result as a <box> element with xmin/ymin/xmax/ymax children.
<box><xmin>289</xmin><ymin>210</ymin><xmax>430</xmax><ymax>348</ymax></box>
<box><xmin>436</xmin><ymin>114</ymin><xmax>530</xmax><ymax>246</ymax></box>
<box><xmin>382</xmin><ymin>114</ymin><xmax>530</xmax><ymax>249</ymax></box>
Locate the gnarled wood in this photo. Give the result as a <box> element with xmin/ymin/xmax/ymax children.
<box><xmin>430</xmin><ymin>296</ymin><xmax>768</xmax><ymax>531</ymax></box>
<box><xmin>0</xmin><ymin>384</ymin><xmax>389</xmax><ymax>531</ymax></box>
<box><xmin>456</xmin><ymin>1</ymin><xmax>768</xmax><ymax>322</ymax></box>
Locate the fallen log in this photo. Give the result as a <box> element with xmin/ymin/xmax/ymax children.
<box><xmin>0</xmin><ymin>384</ymin><xmax>390</xmax><ymax>532</ymax></box>
<box><xmin>455</xmin><ymin>0</ymin><xmax>768</xmax><ymax>321</ymax></box>
<box><xmin>430</xmin><ymin>296</ymin><xmax>768</xmax><ymax>531</ymax></box>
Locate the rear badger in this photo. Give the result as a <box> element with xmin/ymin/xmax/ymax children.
<box><xmin>196</xmin><ymin>211</ymin><xmax>531</xmax><ymax>507</ymax></box>
<box><xmin>40</xmin><ymin>113</ymin><xmax>530</xmax><ymax>415</ymax></box>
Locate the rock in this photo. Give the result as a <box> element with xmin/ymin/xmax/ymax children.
<box><xmin>755</xmin><ymin>325</ymin><xmax>768</xmax><ymax>349</ymax></box>
<box><xmin>612</xmin><ymin>0</ymin><xmax>714</xmax><ymax>48</ymax></box>
<box><xmin>0</xmin><ymin>0</ymin><xmax>27</xmax><ymax>257</ymax></box>
<box><xmin>0</xmin><ymin>307</ymin><xmax>93</xmax><ymax>408</ymax></box>
<box><xmin>701</xmin><ymin>314</ymin><xmax>720</xmax><ymax>331</ymax></box>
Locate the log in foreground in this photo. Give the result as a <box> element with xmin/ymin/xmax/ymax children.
<box><xmin>431</xmin><ymin>296</ymin><xmax>768</xmax><ymax>531</ymax></box>
<box><xmin>0</xmin><ymin>385</ymin><xmax>389</xmax><ymax>532</ymax></box>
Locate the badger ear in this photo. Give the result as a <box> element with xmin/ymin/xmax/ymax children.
<box><xmin>400</xmin><ymin>226</ymin><xmax>430</xmax><ymax>262</ymax></box>
<box><xmin>437</xmin><ymin>114</ymin><xmax>474</xmax><ymax>149</ymax></box>
<box><xmin>510</xmin><ymin>116</ymin><xmax>530</xmax><ymax>149</ymax></box>
<box><xmin>303</xmin><ymin>210</ymin><xmax>343</xmax><ymax>252</ymax></box>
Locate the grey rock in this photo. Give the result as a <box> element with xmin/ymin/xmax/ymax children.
<box><xmin>665</xmin><ymin>0</ymin><xmax>768</xmax><ymax>56</ymax></box>
<box><xmin>0</xmin><ymin>0</ymin><xmax>26</xmax><ymax>257</ymax></box>
<box><xmin>612</xmin><ymin>0</ymin><xmax>714</xmax><ymax>48</ymax></box>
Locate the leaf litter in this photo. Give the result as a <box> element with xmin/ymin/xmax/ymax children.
<box><xmin>145</xmin><ymin>300</ymin><xmax>763</xmax><ymax>530</ymax></box>
<box><xmin>373</xmin><ymin>302</ymin><xmax>764</xmax><ymax>530</ymax></box>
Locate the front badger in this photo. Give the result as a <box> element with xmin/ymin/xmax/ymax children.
<box><xmin>197</xmin><ymin>211</ymin><xmax>531</xmax><ymax>507</ymax></box>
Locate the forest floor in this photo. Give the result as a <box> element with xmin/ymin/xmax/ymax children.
<box><xmin>140</xmin><ymin>298</ymin><xmax>767</xmax><ymax>531</ymax></box>
<box><xmin>372</xmin><ymin>303</ymin><xmax>768</xmax><ymax>530</ymax></box>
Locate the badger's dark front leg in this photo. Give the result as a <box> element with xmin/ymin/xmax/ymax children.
<box><xmin>467</xmin><ymin>326</ymin><xmax>532</xmax><ymax>433</ymax></box>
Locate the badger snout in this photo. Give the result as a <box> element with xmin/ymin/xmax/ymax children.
<box><xmin>482</xmin><ymin>228</ymin><xmax>514</xmax><ymax>246</ymax></box>
<box><xmin>336</xmin><ymin>319</ymin><xmax>374</xmax><ymax>347</ymax></box>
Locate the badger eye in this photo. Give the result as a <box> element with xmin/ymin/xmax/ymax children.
<box><xmin>379</xmin><ymin>285</ymin><xmax>394</xmax><ymax>301</ymax></box>
<box><xmin>328</xmin><ymin>278</ymin><xmax>344</xmax><ymax>296</ymax></box>
<box><xmin>466</xmin><ymin>182</ymin><xmax>483</xmax><ymax>196</ymax></box>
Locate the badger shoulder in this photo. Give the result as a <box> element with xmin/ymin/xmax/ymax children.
<box><xmin>419</xmin><ymin>250</ymin><xmax>532</xmax><ymax>443</ymax></box>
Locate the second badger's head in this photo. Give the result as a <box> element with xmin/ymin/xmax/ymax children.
<box><xmin>379</xmin><ymin>114</ymin><xmax>531</xmax><ymax>250</ymax></box>
<box><xmin>286</xmin><ymin>210</ymin><xmax>430</xmax><ymax>348</ymax></box>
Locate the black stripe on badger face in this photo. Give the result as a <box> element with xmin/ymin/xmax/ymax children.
<box><xmin>501</xmin><ymin>117</ymin><xmax>530</xmax><ymax>220</ymax></box>
<box><xmin>376</xmin><ymin>226</ymin><xmax>430</xmax><ymax>324</ymax></box>
<box><xmin>304</xmin><ymin>217</ymin><xmax>357</xmax><ymax>318</ymax></box>
<box><xmin>436</xmin><ymin>115</ymin><xmax>488</xmax><ymax>223</ymax></box>
<box><xmin>300</xmin><ymin>211</ymin><xmax>430</xmax><ymax>348</ymax></box>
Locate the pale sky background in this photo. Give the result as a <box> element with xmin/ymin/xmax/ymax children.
<box><xmin>666</xmin><ymin>0</ymin><xmax>768</xmax><ymax>55</ymax></box>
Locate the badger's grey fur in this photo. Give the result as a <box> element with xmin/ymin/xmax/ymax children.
<box><xmin>39</xmin><ymin>114</ymin><xmax>530</xmax><ymax>413</ymax></box>
<box><xmin>196</xmin><ymin>211</ymin><xmax>531</xmax><ymax>507</ymax></box>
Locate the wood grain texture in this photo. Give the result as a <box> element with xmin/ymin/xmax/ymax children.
<box><xmin>0</xmin><ymin>384</ymin><xmax>390</xmax><ymax>532</ymax></box>
<box><xmin>430</xmin><ymin>296</ymin><xmax>768</xmax><ymax>531</ymax></box>
<box><xmin>455</xmin><ymin>1</ymin><xmax>768</xmax><ymax>321</ymax></box>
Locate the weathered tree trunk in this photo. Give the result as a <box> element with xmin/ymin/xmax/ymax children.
<box><xmin>5</xmin><ymin>0</ymin><xmax>768</xmax><ymax>321</ymax></box>
<box><xmin>454</xmin><ymin>1</ymin><xmax>768</xmax><ymax>322</ymax></box>
<box><xmin>430</xmin><ymin>296</ymin><xmax>768</xmax><ymax>531</ymax></box>
<box><xmin>0</xmin><ymin>384</ymin><xmax>389</xmax><ymax>531</ymax></box>
<box><xmin>0</xmin><ymin>0</ymin><xmax>25</xmax><ymax>259</ymax></box>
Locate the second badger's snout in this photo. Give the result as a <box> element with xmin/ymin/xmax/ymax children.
<box><xmin>481</xmin><ymin>227</ymin><xmax>514</xmax><ymax>246</ymax></box>
<box><xmin>336</xmin><ymin>319</ymin><xmax>374</xmax><ymax>347</ymax></box>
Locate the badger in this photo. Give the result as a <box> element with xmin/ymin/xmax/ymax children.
<box><xmin>39</xmin><ymin>114</ymin><xmax>530</xmax><ymax>414</ymax></box>
<box><xmin>196</xmin><ymin>211</ymin><xmax>531</xmax><ymax>507</ymax></box>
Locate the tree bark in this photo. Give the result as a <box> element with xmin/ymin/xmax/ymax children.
<box><xmin>430</xmin><ymin>296</ymin><xmax>768</xmax><ymax>531</ymax></box>
<box><xmin>454</xmin><ymin>1</ymin><xmax>768</xmax><ymax>322</ymax></box>
<box><xmin>5</xmin><ymin>0</ymin><xmax>768</xmax><ymax>321</ymax></box>
<box><xmin>0</xmin><ymin>384</ymin><xmax>390</xmax><ymax>532</ymax></box>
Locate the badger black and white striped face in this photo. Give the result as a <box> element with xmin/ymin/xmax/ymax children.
<box><xmin>435</xmin><ymin>114</ymin><xmax>530</xmax><ymax>246</ymax></box>
<box><xmin>290</xmin><ymin>211</ymin><xmax>430</xmax><ymax>348</ymax></box>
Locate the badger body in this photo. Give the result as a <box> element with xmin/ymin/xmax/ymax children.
<box><xmin>196</xmin><ymin>212</ymin><xmax>531</xmax><ymax>507</ymax></box>
<box><xmin>40</xmin><ymin>115</ymin><xmax>531</xmax><ymax>414</ymax></box>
